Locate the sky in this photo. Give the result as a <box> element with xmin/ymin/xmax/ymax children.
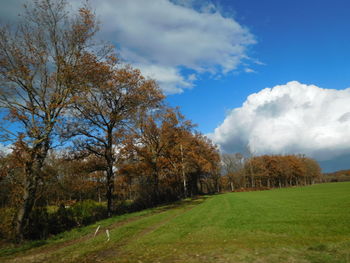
<box><xmin>1</xmin><ymin>0</ymin><xmax>350</xmax><ymax>172</ymax></box>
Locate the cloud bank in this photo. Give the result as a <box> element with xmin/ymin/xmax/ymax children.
<box><xmin>211</xmin><ymin>81</ymin><xmax>350</xmax><ymax>163</ymax></box>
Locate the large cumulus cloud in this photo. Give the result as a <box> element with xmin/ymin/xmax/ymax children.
<box><xmin>211</xmin><ymin>81</ymin><xmax>350</xmax><ymax>163</ymax></box>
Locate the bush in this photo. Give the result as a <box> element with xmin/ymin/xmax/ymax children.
<box><xmin>114</xmin><ymin>200</ymin><xmax>138</xmax><ymax>215</ymax></box>
<box><xmin>70</xmin><ymin>200</ymin><xmax>107</xmax><ymax>226</ymax></box>
<box><xmin>0</xmin><ymin>200</ymin><xmax>109</xmax><ymax>241</ymax></box>
<box><xmin>48</xmin><ymin>204</ymin><xmax>76</xmax><ymax>235</ymax></box>
<box><xmin>24</xmin><ymin>207</ymin><xmax>49</xmax><ymax>240</ymax></box>
<box><xmin>0</xmin><ymin>207</ymin><xmax>15</xmax><ymax>240</ymax></box>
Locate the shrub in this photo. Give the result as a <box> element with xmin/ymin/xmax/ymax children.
<box><xmin>24</xmin><ymin>207</ymin><xmax>49</xmax><ymax>240</ymax></box>
<box><xmin>70</xmin><ymin>200</ymin><xmax>107</xmax><ymax>226</ymax></box>
<box><xmin>0</xmin><ymin>207</ymin><xmax>15</xmax><ymax>240</ymax></box>
<box><xmin>1</xmin><ymin>200</ymin><xmax>109</xmax><ymax>241</ymax></box>
<box><xmin>48</xmin><ymin>204</ymin><xmax>76</xmax><ymax>235</ymax></box>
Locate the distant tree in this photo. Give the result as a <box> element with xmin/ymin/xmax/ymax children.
<box><xmin>222</xmin><ymin>153</ymin><xmax>244</xmax><ymax>191</ymax></box>
<box><xmin>243</xmin><ymin>154</ymin><xmax>321</xmax><ymax>189</ymax></box>
<box><xmin>302</xmin><ymin>156</ymin><xmax>321</xmax><ymax>185</ymax></box>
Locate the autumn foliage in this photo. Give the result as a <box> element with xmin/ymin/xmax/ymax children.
<box><xmin>0</xmin><ymin>0</ymin><xmax>221</xmax><ymax>241</ymax></box>
<box><xmin>221</xmin><ymin>154</ymin><xmax>321</xmax><ymax>191</ymax></box>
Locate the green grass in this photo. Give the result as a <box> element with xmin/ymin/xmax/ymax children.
<box><xmin>1</xmin><ymin>182</ymin><xmax>350</xmax><ymax>263</ymax></box>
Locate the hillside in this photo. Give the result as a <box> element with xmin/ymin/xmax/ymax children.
<box><xmin>1</xmin><ymin>182</ymin><xmax>350</xmax><ymax>263</ymax></box>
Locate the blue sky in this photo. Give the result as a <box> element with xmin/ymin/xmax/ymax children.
<box><xmin>2</xmin><ymin>0</ymin><xmax>350</xmax><ymax>171</ymax></box>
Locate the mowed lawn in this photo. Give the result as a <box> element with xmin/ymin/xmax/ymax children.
<box><xmin>1</xmin><ymin>182</ymin><xmax>350</xmax><ymax>263</ymax></box>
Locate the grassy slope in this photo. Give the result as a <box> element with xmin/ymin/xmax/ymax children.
<box><xmin>1</xmin><ymin>182</ymin><xmax>350</xmax><ymax>263</ymax></box>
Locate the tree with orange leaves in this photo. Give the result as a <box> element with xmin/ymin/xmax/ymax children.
<box><xmin>67</xmin><ymin>63</ymin><xmax>164</xmax><ymax>215</ymax></box>
<box><xmin>120</xmin><ymin>107</ymin><xmax>221</xmax><ymax>203</ymax></box>
<box><xmin>242</xmin><ymin>154</ymin><xmax>321</xmax><ymax>189</ymax></box>
<box><xmin>121</xmin><ymin>107</ymin><xmax>189</xmax><ymax>204</ymax></box>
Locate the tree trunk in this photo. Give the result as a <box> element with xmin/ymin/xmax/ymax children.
<box><xmin>106</xmin><ymin>129</ymin><xmax>115</xmax><ymax>217</ymax></box>
<box><xmin>251</xmin><ymin>175</ymin><xmax>255</xmax><ymax>188</ymax></box>
<box><xmin>15</xmin><ymin>161</ymin><xmax>40</xmax><ymax>242</ymax></box>
<box><xmin>153</xmin><ymin>171</ymin><xmax>159</xmax><ymax>203</ymax></box>
<box><xmin>180</xmin><ymin>144</ymin><xmax>187</xmax><ymax>198</ymax></box>
<box><xmin>15</xmin><ymin>144</ymin><xmax>48</xmax><ymax>243</ymax></box>
<box><xmin>106</xmin><ymin>165</ymin><xmax>114</xmax><ymax>217</ymax></box>
<box><xmin>15</xmin><ymin>177</ymin><xmax>36</xmax><ymax>242</ymax></box>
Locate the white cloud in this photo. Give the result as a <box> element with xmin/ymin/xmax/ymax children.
<box><xmin>0</xmin><ymin>143</ymin><xmax>12</xmax><ymax>155</ymax></box>
<box><xmin>134</xmin><ymin>64</ymin><xmax>193</xmax><ymax>94</ymax></box>
<box><xmin>244</xmin><ymin>68</ymin><xmax>256</xmax><ymax>73</ymax></box>
<box><xmin>210</xmin><ymin>81</ymin><xmax>350</xmax><ymax>162</ymax></box>
<box><xmin>87</xmin><ymin>0</ymin><xmax>255</xmax><ymax>93</ymax></box>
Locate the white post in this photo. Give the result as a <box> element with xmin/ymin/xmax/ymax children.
<box><xmin>94</xmin><ymin>225</ymin><xmax>101</xmax><ymax>237</ymax></box>
<box><xmin>106</xmin><ymin>229</ymin><xmax>110</xmax><ymax>242</ymax></box>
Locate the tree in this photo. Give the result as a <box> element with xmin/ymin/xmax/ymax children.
<box><xmin>303</xmin><ymin>157</ymin><xmax>321</xmax><ymax>184</ymax></box>
<box><xmin>121</xmin><ymin>107</ymin><xmax>221</xmax><ymax>203</ymax></box>
<box><xmin>184</xmin><ymin>133</ymin><xmax>221</xmax><ymax>194</ymax></box>
<box><xmin>222</xmin><ymin>153</ymin><xmax>244</xmax><ymax>191</ymax></box>
<box><xmin>68</xmin><ymin>64</ymin><xmax>164</xmax><ymax>216</ymax></box>
<box><xmin>122</xmin><ymin>108</ymin><xmax>187</xmax><ymax>204</ymax></box>
<box><xmin>0</xmin><ymin>0</ymin><xmax>104</xmax><ymax>241</ymax></box>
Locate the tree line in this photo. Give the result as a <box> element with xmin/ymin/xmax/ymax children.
<box><xmin>221</xmin><ymin>153</ymin><xmax>321</xmax><ymax>191</ymax></box>
<box><xmin>321</xmin><ymin>169</ymin><xmax>350</xmax><ymax>183</ymax></box>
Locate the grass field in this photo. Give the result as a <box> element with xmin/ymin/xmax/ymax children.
<box><xmin>1</xmin><ymin>182</ymin><xmax>350</xmax><ymax>263</ymax></box>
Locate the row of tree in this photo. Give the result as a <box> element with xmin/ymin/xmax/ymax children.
<box><xmin>0</xmin><ymin>0</ymin><xmax>221</xmax><ymax>241</ymax></box>
<box><xmin>221</xmin><ymin>153</ymin><xmax>321</xmax><ymax>191</ymax></box>
<box><xmin>0</xmin><ymin>108</ymin><xmax>221</xmax><ymax>239</ymax></box>
<box><xmin>321</xmin><ymin>169</ymin><xmax>350</xmax><ymax>183</ymax></box>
